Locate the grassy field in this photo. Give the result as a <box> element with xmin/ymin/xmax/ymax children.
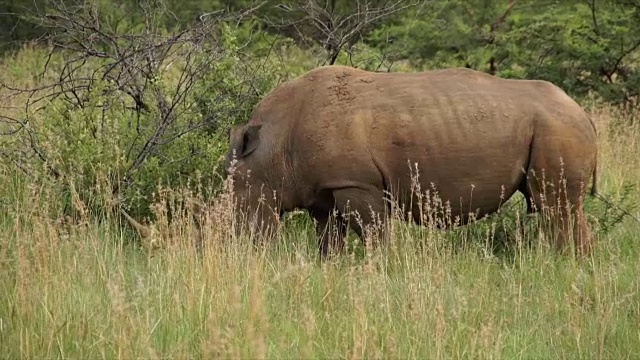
<box><xmin>2</xmin><ymin>69</ymin><xmax>640</xmax><ymax>359</ymax></box>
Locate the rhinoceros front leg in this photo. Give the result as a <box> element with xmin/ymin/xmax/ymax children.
<box><xmin>332</xmin><ymin>187</ymin><xmax>389</xmax><ymax>252</ymax></box>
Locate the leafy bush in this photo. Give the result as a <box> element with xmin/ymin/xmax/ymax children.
<box><xmin>365</xmin><ymin>0</ymin><xmax>640</xmax><ymax>109</ymax></box>
<box><xmin>0</xmin><ymin>6</ymin><xmax>293</xmax><ymax>220</ymax></box>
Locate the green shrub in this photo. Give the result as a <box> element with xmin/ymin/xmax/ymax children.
<box><xmin>0</xmin><ymin>19</ymin><xmax>293</xmax><ymax>221</ymax></box>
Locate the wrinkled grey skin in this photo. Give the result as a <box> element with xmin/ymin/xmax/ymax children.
<box><xmin>137</xmin><ymin>65</ymin><xmax>600</xmax><ymax>258</ymax></box>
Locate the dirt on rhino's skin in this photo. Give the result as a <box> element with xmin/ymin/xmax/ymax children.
<box><xmin>127</xmin><ymin>65</ymin><xmax>600</xmax><ymax>258</ymax></box>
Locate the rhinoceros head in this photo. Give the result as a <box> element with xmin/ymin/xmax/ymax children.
<box><xmin>223</xmin><ymin>123</ymin><xmax>280</xmax><ymax>241</ymax></box>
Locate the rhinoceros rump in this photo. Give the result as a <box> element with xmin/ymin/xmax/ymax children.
<box><xmin>126</xmin><ymin>65</ymin><xmax>599</xmax><ymax>257</ymax></box>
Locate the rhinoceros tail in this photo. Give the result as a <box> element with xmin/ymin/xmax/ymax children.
<box><xmin>590</xmin><ymin>160</ymin><xmax>598</xmax><ymax>197</ymax></box>
<box><xmin>586</xmin><ymin>114</ymin><xmax>598</xmax><ymax>197</ymax></box>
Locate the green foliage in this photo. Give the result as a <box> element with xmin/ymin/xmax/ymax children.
<box><xmin>192</xmin><ymin>22</ymin><xmax>276</xmax><ymax>133</ymax></box>
<box><xmin>365</xmin><ymin>0</ymin><xmax>518</xmax><ymax>70</ymax></box>
<box><xmin>0</xmin><ymin>19</ymin><xmax>292</xmax><ymax>219</ymax></box>
<box><xmin>586</xmin><ymin>183</ymin><xmax>639</xmax><ymax>235</ymax></box>
<box><xmin>5</xmin><ymin>0</ymin><xmax>638</xmax><ymax>104</ymax></box>
<box><xmin>0</xmin><ymin>0</ymin><xmax>48</xmax><ymax>54</ymax></box>
<box><xmin>500</xmin><ymin>1</ymin><xmax>640</xmax><ymax>104</ymax></box>
<box><xmin>366</xmin><ymin>0</ymin><xmax>640</xmax><ymax>106</ymax></box>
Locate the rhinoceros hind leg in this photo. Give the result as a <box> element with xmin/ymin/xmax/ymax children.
<box><xmin>523</xmin><ymin>156</ymin><xmax>595</xmax><ymax>257</ymax></box>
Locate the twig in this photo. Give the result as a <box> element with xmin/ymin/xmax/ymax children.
<box><xmin>592</xmin><ymin>192</ymin><xmax>640</xmax><ymax>225</ymax></box>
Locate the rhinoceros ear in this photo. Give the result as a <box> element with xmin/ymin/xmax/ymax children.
<box><xmin>238</xmin><ymin>124</ymin><xmax>262</xmax><ymax>158</ymax></box>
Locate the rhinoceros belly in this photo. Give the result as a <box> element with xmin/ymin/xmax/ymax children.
<box><xmin>368</xmin><ymin>93</ymin><xmax>534</xmax><ymax>225</ymax></box>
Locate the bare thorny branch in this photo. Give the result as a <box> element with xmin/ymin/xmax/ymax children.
<box><xmin>0</xmin><ymin>0</ymin><xmax>266</xmax><ymax>200</ymax></box>
<box><xmin>267</xmin><ymin>0</ymin><xmax>420</xmax><ymax>65</ymax></box>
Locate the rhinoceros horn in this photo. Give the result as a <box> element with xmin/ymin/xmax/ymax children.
<box><xmin>120</xmin><ymin>208</ymin><xmax>152</xmax><ymax>238</ymax></box>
